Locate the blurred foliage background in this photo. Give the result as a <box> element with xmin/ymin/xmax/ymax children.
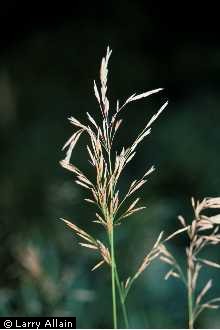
<box><xmin>0</xmin><ymin>2</ymin><xmax>220</xmax><ymax>328</ymax></box>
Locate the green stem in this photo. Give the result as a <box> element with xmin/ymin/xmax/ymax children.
<box><xmin>187</xmin><ymin>269</ymin><xmax>194</xmax><ymax>329</ymax></box>
<box><xmin>110</xmin><ymin>227</ymin><xmax>117</xmax><ymax>328</ymax></box>
<box><xmin>107</xmin><ymin>144</ymin><xmax>118</xmax><ymax>328</ymax></box>
<box><xmin>115</xmin><ymin>268</ymin><xmax>129</xmax><ymax>328</ymax></box>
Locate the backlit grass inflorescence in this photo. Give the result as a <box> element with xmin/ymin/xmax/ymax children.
<box><xmin>60</xmin><ymin>47</ymin><xmax>168</xmax><ymax>328</ymax></box>
<box><xmin>159</xmin><ymin>197</ymin><xmax>220</xmax><ymax>329</ymax></box>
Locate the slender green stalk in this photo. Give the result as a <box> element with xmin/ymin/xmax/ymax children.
<box><xmin>187</xmin><ymin>269</ymin><xmax>194</xmax><ymax>329</ymax></box>
<box><xmin>108</xmin><ymin>147</ymin><xmax>128</xmax><ymax>328</ymax></box>
<box><xmin>108</xmin><ymin>148</ymin><xmax>118</xmax><ymax>328</ymax></box>
<box><xmin>110</xmin><ymin>227</ymin><xmax>117</xmax><ymax>328</ymax></box>
<box><xmin>115</xmin><ymin>268</ymin><xmax>129</xmax><ymax>328</ymax></box>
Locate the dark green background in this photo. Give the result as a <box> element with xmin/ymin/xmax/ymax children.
<box><xmin>1</xmin><ymin>2</ymin><xmax>220</xmax><ymax>328</ymax></box>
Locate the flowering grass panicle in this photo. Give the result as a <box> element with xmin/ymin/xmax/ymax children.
<box><xmin>159</xmin><ymin>197</ymin><xmax>220</xmax><ymax>329</ymax></box>
<box><xmin>60</xmin><ymin>47</ymin><xmax>168</xmax><ymax>328</ymax></box>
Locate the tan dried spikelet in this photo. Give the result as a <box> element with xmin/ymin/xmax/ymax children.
<box><xmin>61</xmin><ymin>218</ymin><xmax>110</xmax><ymax>270</ymax></box>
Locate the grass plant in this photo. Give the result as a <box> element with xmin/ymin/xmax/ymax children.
<box><xmin>60</xmin><ymin>47</ymin><xmax>168</xmax><ymax>328</ymax></box>
<box><xmin>159</xmin><ymin>197</ymin><xmax>220</xmax><ymax>328</ymax></box>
